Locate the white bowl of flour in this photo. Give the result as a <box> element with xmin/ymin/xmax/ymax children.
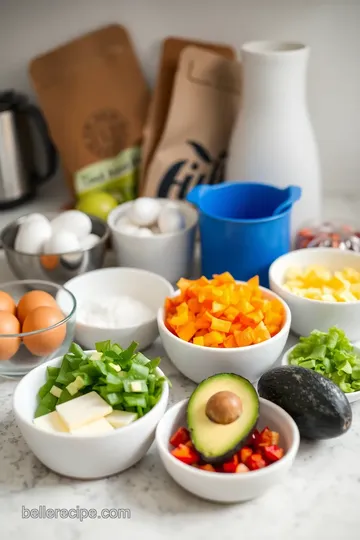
<box><xmin>58</xmin><ymin>267</ymin><xmax>174</xmax><ymax>350</ymax></box>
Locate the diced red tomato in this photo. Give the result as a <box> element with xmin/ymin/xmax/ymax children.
<box><xmin>239</xmin><ymin>446</ymin><xmax>253</xmax><ymax>464</ymax></box>
<box><xmin>169</xmin><ymin>426</ymin><xmax>284</xmax><ymax>474</ymax></box>
<box><xmin>246</xmin><ymin>453</ymin><xmax>267</xmax><ymax>470</ymax></box>
<box><xmin>250</xmin><ymin>428</ymin><xmax>261</xmax><ymax>447</ymax></box>
<box><xmin>199</xmin><ymin>464</ymin><xmax>216</xmax><ymax>472</ymax></box>
<box><xmin>170</xmin><ymin>427</ymin><xmax>190</xmax><ymax>447</ymax></box>
<box><xmin>171</xmin><ymin>443</ymin><xmax>199</xmax><ymax>465</ymax></box>
<box><xmin>222</xmin><ymin>454</ymin><xmax>239</xmax><ymax>473</ymax></box>
<box><xmin>263</xmin><ymin>445</ymin><xmax>284</xmax><ymax>463</ymax></box>
<box><xmin>235</xmin><ymin>463</ymin><xmax>250</xmax><ymax>473</ymax></box>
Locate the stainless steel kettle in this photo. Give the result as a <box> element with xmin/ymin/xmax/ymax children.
<box><xmin>0</xmin><ymin>90</ymin><xmax>57</xmax><ymax>209</ymax></box>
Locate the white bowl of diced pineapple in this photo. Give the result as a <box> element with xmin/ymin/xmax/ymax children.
<box><xmin>269</xmin><ymin>248</ymin><xmax>360</xmax><ymax>341</ymax></box>
<box><xmin>13</xmin><ymin>351</ymin><xmax>169</xmax><ymax>479</ymax></box>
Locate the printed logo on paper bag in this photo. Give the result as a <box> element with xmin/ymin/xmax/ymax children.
<box><xmin>157</xmin><ymin>140</ymin><xmax>227</xmax><ymax>198</ymax></box>
<box><xmin>83</xmin><ymin>108</ymin><xmax>126</xmax><ymax>159</ymax></box>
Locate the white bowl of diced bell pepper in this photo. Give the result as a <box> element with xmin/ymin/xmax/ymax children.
<box><xmin>13</xmin><ymin>344</ymin><xmax>169</xmax><ymax>479</ymax></box>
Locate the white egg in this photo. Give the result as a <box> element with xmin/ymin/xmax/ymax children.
<box><xmin>23</xmin><ymin>213</ymin><xmax>50</xmax><ymax>226</ymax></box>
<box><xmin>115</xmin><ymin>216</ymin><xmax>140</xmax><ymax>236</ymax></box>
<box><xmin>80</xmin><ymin>234</ymin><xmax>101</xmax><ymax>250</ymax></box>
<box><xmin>136</xmin><ymin>228</ymin><xmax>154</xmax><ymax>237</ymax></box>
<box><xmin>14</xmin><ymin>220</ymin><xmax>52</xmax><ymax>254</ymax></box>
<box><xmin>51</xmin><ymin>210</ymin><xmax>92</xmax><ymax>240</ymax></box>
<box><xmin>43</xmin><ymin>231</ymin><xmax>80</xmax><ymax>254</ymax></box>
<box><xmin>128</xmin><ymin>198</ymin><xmax>161</xmax><ymax>227</ymax></box>
<box><xmin>158</xmin><ymin>206</ymin><xmax>185</xmax><ymax>234</ymax></box>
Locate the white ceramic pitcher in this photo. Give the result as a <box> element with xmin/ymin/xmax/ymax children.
<box><xmin>226</xmin><ymin>41</ymin><xmax>321</xmax><ymax>238</ymax></box>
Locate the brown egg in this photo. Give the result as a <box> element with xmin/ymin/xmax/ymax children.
<box><xmin>23</xmin><ymin>306</ymin><xmax>66</xmax><ymax>356</ymax></box>
<box><xmin>0</xmin><ymin>311</ymin><xmax>21</xmax><ymax>361</ymax></box>
<box><xmin>0</xmin><ymin>291</ymin><xmax>16</xmax><ymax>315</ymax></box>
<box><xmin>17</xmin><ymin>290</ymin><xmax>58</xmax><ymax>325</ymax></box>
<box><xmin>40</xmin><ymin>255</ymin><xmax>59</xmax><ymax>271</ymax></box>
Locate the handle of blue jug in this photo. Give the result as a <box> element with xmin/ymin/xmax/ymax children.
<box><xmin>286</xmin><ymin>185</ymin><xmax>302</xmax><ymax>204</ymax></box>
<box><xmin>186</xmin><ymin>185</ymin><xmax>210</xmax><ymax>207</ymax></box>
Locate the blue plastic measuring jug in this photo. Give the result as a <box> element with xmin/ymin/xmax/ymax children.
<box><xmin>186</xmin><ymin>182</ymin><xmax>301</xmax><ymax>287</ymax></box>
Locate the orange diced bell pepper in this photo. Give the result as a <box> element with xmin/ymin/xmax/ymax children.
<box><xmin>194</xmin><ymin>329</ymin><xmax>207</xmax><ymax>337</ymax></box>
<box><xmin>239</xmin><ymin>446</ymin><xmax>253</xmax><ymax>464</ymax></box>
<box><xmin>195</xmin><ymin>316</ymin><xmax>211</xmax><ymax>330</ymax></box>
<box><xmin>169</xmin><ymin>427</ymin><xmax>190</xmax><ymax>447</ymax></box>
<box><xmin>234</xmin><ymin>327</ymin><xmax>254</xmax><ymax>347</ymax></box>
<box><xmin>224</xmin><ymin>334</ymin><xmax>236</xmax><ymax>348</ymax></box>
<box><xmin>213</xmin><ymin>272</ymin><xmax>235</xmax><ymax>284</ymax></box>
<box><xmin>230</xmin><ymin>322</ymin><xmax>243</xmax><ymax>334</ymax></box>
<box><xmin>171</xmin><ymin>444</ymin><xmax>200</xmax><ymax>465</ymax></box>
<box><xmin>203</xmin><ymin>331</ymin><xmax>225</xmax><ymax>347</ymax></box>
<box><xmin>210</xmin><ymin>316</ymin><xmax>232</xmax><ymax>333</ymax></box>
<box><xmin>267</xmin><ymin>324</ymin><xmax>281</xmax><ymax>336</ymax></box>
<box><xmin>193</xmin><ymin>335</ymin><xmax>205</xmax><ymax>346</ymax></box>
<box><xmin>212</xmin><ymin>301</ymin><xmax>227</xmax><ymax>314</ymax></box>
<box><xmin>188</xmin><ymin>298</ymin><xmax>202</xmax><ymax>314</ymax></box>
<box><xmin>177</xmin><ymin>322</ymin><xmax>197</xmax><ymax>342</ymax></box>
<box><xmin>247</xmin><ymin>275</ymin><xmax>259</xmax><ymax>289</ymax></box>
<box><xmin>264</xmin><ymin>311</ymin><xmax>283</xmax><ymax>327</ymax></box>
<box><xmin>177</xmin><ymin>277</ymin><xmax>192</xmax><ymax>291</ymax></box>
<box><xmin>246</xmin><ymin>453</ymin><xmax>266</xmax><ymax>470</ymax></box>
<box><xmin>253</xmin><ymin>321</ymin><xmax>271</xmax><ymax>344</ymax></box>
<box><xmin>263</xmin><ymin>445</ymin><xmax>284</xmax><ymax>463</ymax></box>
<box><xmin>237</xmin><ymin>300</ymin><xmax>254</xmax><ymax>314</ymax></box>
<box><xmin>223</xmin><ymin>306</ymin><xmax>239</xmax><ymax>321</ymax></box>
<box><xmin>246</xmin><ymin>310</ymin><xmax>264</xmax><ymax>325</ymax></box>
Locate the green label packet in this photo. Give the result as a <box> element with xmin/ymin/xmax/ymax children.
<box><xmin>75</xmin><ymin>146</ymin><xmax>140</xmax><ymax>202</ymax></box>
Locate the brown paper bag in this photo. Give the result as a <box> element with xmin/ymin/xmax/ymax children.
<box><xmin>139</xmin><ymin>37</ymin><xmax>236</xmax><ymax>191</ymax></box>
<box><xmin>142</xmin><ymin>47</ymin><xmax>241</xmax><ymax>199</ymax></box>
<box><xmin>29</xmin><ymin>25</ymin><xmax>149</xmax><ymax>202</ymax></box>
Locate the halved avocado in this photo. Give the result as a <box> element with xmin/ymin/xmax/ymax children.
<box><xmin>187</xmin><ymin>373</ymin><xmax>259</xmax><ymax>464</ymax></box>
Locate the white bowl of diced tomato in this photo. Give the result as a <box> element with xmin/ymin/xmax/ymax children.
<box><xmin>156</xmin><ymin>398</ymin><xmax>300</xmax><ymax>503</ymax></box>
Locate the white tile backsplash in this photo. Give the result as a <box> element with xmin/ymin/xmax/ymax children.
<box><xmin>1</xmin><ymin>0</ymin><xmax>359</xmax><ymax>194</ymax></box>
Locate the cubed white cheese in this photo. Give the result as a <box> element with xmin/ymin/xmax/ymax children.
<box><xmin>71</xmin><ymin>418</ymin><xmax>114</xmax><ymax>436</ymax></box>
<box><xmin>50</xmin><ymin>385</ymin><xmax>62</xmax><ymax>398</ymax></box>
<box><xmin>130</xmin><ymin>381</ymin><xmax>143</xmax><ymax>392</ymax></box>
<box><xmin>56</xmin><ymin>391</ymin><xmax>112</xmax><ymax>430</ymax></box>
<box><xmin>33</xmin><ymin>411</ymin><xmax>69</xmax><ymax>433</ymax></box>
<box><xmin>106</xmin><ymin>410</ymin><xmax>138</xmax><ymax>429</ymax></box>
<box><xmin>90</xmin><ymin>351</ymin><xmax>102</xmax><ymax>361</ymax></box>
<box><xmin>109</xmin><ymin>362</ymin><xmax>121</xmax><ymax>372</ymax></box>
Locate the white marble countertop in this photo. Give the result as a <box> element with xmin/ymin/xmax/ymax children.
<box><xmin>1</xmin><ymin>194</ymin><xmax>360</xmax><ymax>539</ymax></box>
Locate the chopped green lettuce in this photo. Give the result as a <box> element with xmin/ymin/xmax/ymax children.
<box><xmin>289</xmin><ymin>326</ymin><xmax>360</xmax><ymax>393</ymax></box>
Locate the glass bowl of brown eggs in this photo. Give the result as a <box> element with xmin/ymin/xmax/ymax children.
<box><xmin>0</xmin><ymin>280</ymin><xmax>76</xmax><ymax>378</ymax></box>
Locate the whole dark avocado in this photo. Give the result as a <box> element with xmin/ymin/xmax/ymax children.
<box><xmin>187</xmin><ymin>373</ymin><xmax>259</xmax><ymax>464</ymax></box>
<box><xmin>258</xmin><ymin>365</ymin><xmax>352</xmax><ymax>440</ymax></box>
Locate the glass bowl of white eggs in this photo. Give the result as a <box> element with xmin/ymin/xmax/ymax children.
<box><xmin>107</xmin><ymin>198</ymin><xmax>198</xmax><ymax>284</ymax></box>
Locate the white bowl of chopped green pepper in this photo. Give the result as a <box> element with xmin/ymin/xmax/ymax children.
<box><xmin>13</xmin><ymin>341</ymin><xmax>170</xmax><ymax>479</ymax></box>
<box><xmin>282</xmin><ymin>326</ymin><xmax>360</xmax><ymax>403</ymax></box>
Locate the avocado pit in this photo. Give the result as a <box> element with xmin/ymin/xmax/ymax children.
<box><xmin>205</xmin><ymin>391</ymin><xmax>242</xmax><ymax>425</ymax></box>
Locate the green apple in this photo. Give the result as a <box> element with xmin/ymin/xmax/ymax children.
<box><xmin>76</xmin><ymin>191</ymin><xmax>119</xmax><ymax>221</ymax></box>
